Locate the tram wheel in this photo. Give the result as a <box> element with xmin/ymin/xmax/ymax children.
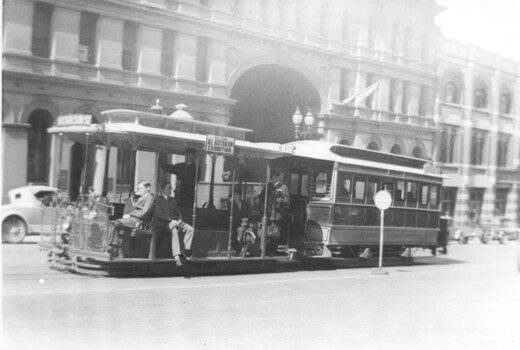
<box><xmin>2</xmin><ymin>216</ymin><xmax>27</xmax><ymax>243</ymax></box>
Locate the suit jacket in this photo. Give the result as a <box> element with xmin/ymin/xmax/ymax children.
<box><xmin>161</xmin><ymin>162</ymin><xmax>197</xmax><ymax>208</ymax></box>
<box><xmin>153</xmin><ymin>195</ymin><xmax>182</xmax><ymax>228</ymax></box>
<box><xmin>128</xmin><ymin>193</ymin><xmax>155</xmax><ymax>221</ymax></box>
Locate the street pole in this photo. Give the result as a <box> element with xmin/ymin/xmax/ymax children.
<box><xmin>372</xmin><ymin>190</ymin><xmax>392</xmax><ymax>276</ymax></box>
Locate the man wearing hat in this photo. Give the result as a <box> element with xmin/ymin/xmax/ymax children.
<box><xmin>265</xmin><ymin>170</ymin><xmax>290</xmax><ymax>256</ymax></box>
<box><xmin>161</xmin><ymin>148</ymin><xmax>197</xmax><ymax>223</ymax></box>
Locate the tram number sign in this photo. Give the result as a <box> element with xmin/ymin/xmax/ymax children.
<box><xmin>205</xmin><ymin>135</ymin><xmax>235</xmax><ymax>155</ymax></box>
<box><xmin>57</xmin><ymin>114</ymin><xmax>92</xmax><ymax>126</ymax></box>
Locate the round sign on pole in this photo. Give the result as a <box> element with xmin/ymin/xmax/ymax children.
<box><xmin>374</xmin><ymin>190</ymin><xmax>392</xmax><ymax>210</ymax></box>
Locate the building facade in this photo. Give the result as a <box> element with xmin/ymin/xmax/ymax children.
<box><xmin>2</xmin><ymin>0</ymin><xmax>519</xmax><ymax>225</ymax></box>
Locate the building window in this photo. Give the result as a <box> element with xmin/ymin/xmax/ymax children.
<box><xmin>419</xmin><ymin>85</ymin><xmax>427</xmax><ymax>116</ymax></box>
<box><xmin>412</xmin><ymin>146</ymin><xmax>423</xmax><ymax>159</ymax></box>
<box><xmin>401</xmin><ymin>81</ymin><xmax>409</xmax><ymax>114</ymax></box>
<box><xmin>367</xmin><ymin>141</ymin><xmax>379</xmax><ymax>151</ymax></box>
<box><xmin>79</xmin><ymin>12</ymin><xmax>98</xmax><ymax>65</ymax></box>
<box><xmin>342</xmin><ymin>11</ymin><xmax>349</xmax><ymax>42</ymax></box>
<box><xmin>494</xmin><ymin>188</ymin><xmax>509</xmax><ymax>216</ymax></box>
<box><xmin>390</xmin><ymin>144</ymin><xmax>402</xmax><ymax>154</ymax></box>
<box><xmin>122</xmin><ymin>21</ymin><xmax>138</xmax><ymax>71</ymax></box>
<box><xmin>32</xmin><ymin>2</ymin><xmax>53</xmax><ymax>58</ymax></box>
<box><xmin>470</xmin><ymin>129</ymin><xmax>487</xmax><ymax>165</ymax></box>
<box><xmin>439</xmin><ymin>127</ymin><xmax>457</xmax><ymax>163</ymax></box>
<box><xmin>196</xmin><ymin>37</ymin><xmax>209</xmax><ymax>82</ymax></box>
<box><xmin>278</xmin><ymin>1</ymin><xmax>286</xmax><ymax>26</ymax></box>
<box><xmin>161</xmin><ymin>29</ymin><xmax>175</xmax><ymax>76</ymax></box>
<box><xmin>367</xmin><ymin>17</ymin><xmax>375</xmax><ymax>48</ymax></box>
<box><xmin>499</xmin><ymin>92</ymin><xmax>512</xmax><ymax>115</ymax></box>
<box><xmin>389</xmin><ymin>78</ymin><xmax>397</xmax><ymax>112</ymax></box>
<box><xmin>391</xmin><ymin>23</ymin><xmax>399</xmax><ymax>54</ymax></box>
<box><xmin>496</xmin><ymin>133</ymin><xmax>511</xmax><ymax>168</ymax></box>
<box><xmin>421</xmin><ymin>32</ymin><xmax>429</xmax><ymax>62</ymax></box>
<box><xmin>365</xmin><ymin>73</ymin><xmax>375</xmax><ymax>109</ymax></box>
<box><xmin>339</xmin><ymin>68</ymin><xmax>348</xmax><ymax>101</ymax></box>
<box><xmin>27</xmin><ymin>111</ymin><xmax>53</xmax><ymax>183</ymax></box>
<box><xmin>473</xmin><ymin>84</ymin><xmax>488</xmax><ymax>109</ymax></box>
<box><xmin>339</xmin><ymin>138</ymin><xmax>350</xmax><ymax>146</ymax></box>
<box><xmin>199</xmin><ymin>0</ymin><xmax>209</xmax><ymax>6</ymax></box>
<box><xmin>441</xmin><ymin>187</ymin><xmax>457</xmax><ymax>217</ymax></box>
<box><xmin>259</xmin><ymin>1</ymin><xmax>267</xmax><ymax>22</ymax></box>
<box><xmin>442</xmin><ymin>81</ymin><xmax>460</xmax><ymax>103</ymax></box>
<box><xmin>403</xmin><ymin>27</ymin><xmax>412</xmax><ymax>57</ymax></box>
<box><xmin>231</xmin><ymin>0</ymin><xmax>242</xmax><ymax>16</ymax></box>
<box><xmin>320</xmin><ymin>3</ymin><xmax>328</xmax><ymax>37</ymax></box>
<box><xmin>468</xmin><ymin>188</ymin><xmax>484</xmax><ymax>222</ymax></box>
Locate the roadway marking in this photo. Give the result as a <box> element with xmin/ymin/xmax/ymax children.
<box><xmin>3</xmin><ymin>273</ymin><xmax>379</xmax><ymax>296</ymax></box>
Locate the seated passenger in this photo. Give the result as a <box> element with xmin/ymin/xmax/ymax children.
<box><xmin>229</xmin><ymin>189</ymin><xmax>250</xmax><ymax>255</ymax></box>
<box><xmin>113</xmin><ymin>181</ymin><xmax>155</xmax><ymax>235</ymax></box>
<box><xmin>153</xmin><ymin>182</ymin><xmax>194</xmax><ymax>267</ymax></box>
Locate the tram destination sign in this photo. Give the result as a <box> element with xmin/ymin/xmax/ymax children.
<box><xmin>57</xmin><ymin>114</ymin><xmax>92</xmax><ymax>126</ymax></box>
<box><xmin>205</xmin><ymin>135</ymin><xmax>235</xmax><ymax>155</ymax></box>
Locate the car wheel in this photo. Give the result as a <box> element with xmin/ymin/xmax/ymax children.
<box><xmin>2</xmin><ymin>216</ymin><xmax>27</xmax><ymax>243</ymax></box>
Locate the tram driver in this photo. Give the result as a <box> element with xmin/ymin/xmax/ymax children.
<box><xmin>153</xmin><ymin>182</ymin><xmax>194</xmax><ymax>267</ymax></box>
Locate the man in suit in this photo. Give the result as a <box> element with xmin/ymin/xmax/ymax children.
<box><xmin>111</xmin><ymin>181</ymin><xmax>155</xmax><ymax>257</ymax></box>
<box><xmin>265</xmin><ymin>170</ymin><xmax>290</xmax><ymax>256</ymax></box>
<box><xmin>153</xmin><ymin>182</ymin><xmax>194</xmax><ymax>267</ymax></box>
<box><xmin>161</xmin><ymin>148</ymin><xmax>197</xmax><ymax>223</ymax></box>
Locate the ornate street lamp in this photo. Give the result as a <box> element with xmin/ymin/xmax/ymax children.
<box><xmin>292</xmin><ymin>107</ymin><xmax>315</xmax><ymax>140</ymax></box>
<box><xmin>304</xmin><ymin>109</ymin><xmax>315</xmax><ymax>137</ymax></box>
<box><xmin>292</xmin><ymin>107</ymin><xmax>303</xmax><ymax>140</ymax></box>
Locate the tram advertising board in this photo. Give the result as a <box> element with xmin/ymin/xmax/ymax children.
<box><xmin>205</xmin><ymin>135</ymin><xmax>235</xmax><ymax>155</ymax></box>
<box><xmin>57</xmin><ymin>114</ymin><xmax>92</xmax><ymax>126</ymax></box>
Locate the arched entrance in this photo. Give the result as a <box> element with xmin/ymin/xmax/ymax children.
<box><xmin>230</xmin><ymin>65</ymin><xmax>321</xmax><ymax>143</ymax></box>
<box><xmin>27</xmin><ymin>110</ymin><xmax>53</xmax><ymax>184</ymax></box>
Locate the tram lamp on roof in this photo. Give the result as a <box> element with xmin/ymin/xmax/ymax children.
<box><xmin>170</xmin><ymin>103</ymin><xmax>194</xmax><ymax>120</ymax></box>
<box><xmin>150</xmin><ymin>99</ymin><xmax>164</xmax><ymax>115</ymax></box>
<box><xmin>292</xmin><ymin>107</ymin><xmax>315</xmax><ymax>140</ymax></box>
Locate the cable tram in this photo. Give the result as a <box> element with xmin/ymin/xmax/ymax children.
<box><xmin>41</xmin><ymin>107</ymin><xmax>444</xmax><ymax>276</ymax></box>
<box><xmin>275</xmin><ymin>141</ymin><xmax>444</xmax><ymax>266</ymax></box>
<box><xmin>40</xmin><ymin>108</ymin><xmax>294</xmax><ymax>276</ymax></box>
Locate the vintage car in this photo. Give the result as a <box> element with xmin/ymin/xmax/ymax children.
<box><xmin>1</xmin><ymin>185</ymin><xmax>60</xmax><ymax>243</ymax></box>
<box><xmin>450</xmin><ymin>221</ymin><xmax>486</xmax><ymax>244</ymax></box>
<box><xmin>481</xmin><ymin>217</ymin><xmax>520</xmax><ymax>244</ymax></box>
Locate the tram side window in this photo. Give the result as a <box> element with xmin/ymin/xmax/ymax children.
<box><xmin>406</xmin><ymin>181</ymin><xmax>418</xmax><ymax>208</ymax></box>
<box><xmin>367</xmin><ymin>177</ymin><xmax>379</xmax><ymax>204</ymax></box>
<box><xmin>429</xmin><ymin>185</ymin><xmax>439</xmax><ymax>210</ymax></box>
<box><xmin>382</xmin><ymin>179</ymin><xmax>393</xmax><ymax>197</ymax></box>
<box><xmin>311</xmin><ymin>171</ymin><xmax>332</xmax><ymax>200</ymax></box>
<box><xmin>419</xmin><ymin>184</ymin><xmax>429</xmax><ymax>208</ymax></box>
<box><xmin>352</xmin><ymin>175</ymin><xmax>366</xmax><ymax>204</ymax></box>
<box><xmin>336</xmin><ymin>172</ymin><xmax>352</xmax><ymax>203</ymax></box>
<box><xmin>394</xmin><ymin>180</ymin><xmax>406</xmax><ymax>206</ymax></box>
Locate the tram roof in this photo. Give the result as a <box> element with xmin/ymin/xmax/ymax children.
<box><xmin>283</xmin><ymin>140</ymin><xmax>443</xmax><ymax>178</ymax></box>
<box><xmin>48</xmin><ymin>120</ymin><xmax>289</xmax><ymax>160</ymax></box>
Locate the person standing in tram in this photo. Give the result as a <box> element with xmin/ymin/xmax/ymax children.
<box><xmin>153</xmin><ymin>182</ymin><xmax>194</xmax><ymax>267</ymax></box>
<box><xmin>161</xmin><ymin>148</ymin><xmax>197</xmax><ymax>223</ymax></box>
<box><xmin>265</xmin><ymin>171</ymin><xmax>290</xmax><ymax>256</ymax></box>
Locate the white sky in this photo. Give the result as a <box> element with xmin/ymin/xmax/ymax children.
<box><xmin>435</xmin><ymin>0</ymin><xmax>520</xmax><ymax>61</ymax></box>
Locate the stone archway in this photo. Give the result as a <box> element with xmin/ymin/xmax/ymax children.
<box><xmin>230</xmin><ymin>64</ymin><xmax>321</xmax><ymax>143</ymax></box>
